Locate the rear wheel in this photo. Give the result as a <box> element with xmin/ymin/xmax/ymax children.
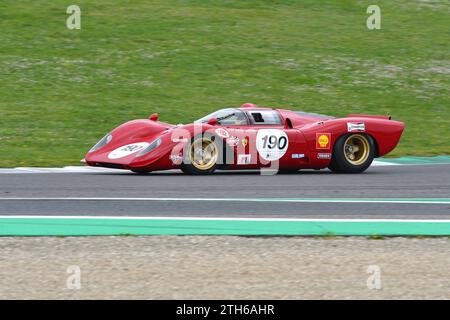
<box><xmin>328</xmin><ymin>133</ymin><xmax>375</xmax><ymax>173</ymax></box>
<box><xmin>181</xmin><ymin>135</ymin><xmax>220</xmax><ymax>175</ymax></box>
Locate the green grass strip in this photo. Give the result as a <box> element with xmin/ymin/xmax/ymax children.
<box><xmin>1</xmin><ymin>218</ymin><xmax>450</xmax><ymax>236</ymax></box>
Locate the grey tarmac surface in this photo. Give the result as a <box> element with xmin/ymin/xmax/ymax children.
<box><xmin>0</xmin><ymin>164</ymin><xmax>449</xmax><ymax>219</ymax></box>
<box><xmin>1</xmin><ymin>236</ymin><xmax>450</xmax><ymax>299</ymax></box>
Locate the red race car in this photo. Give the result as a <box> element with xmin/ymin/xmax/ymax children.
<box><xmin>84</xmin><ymin>103</ymin><xmax>404</xmax><ymax>174</ymax></box>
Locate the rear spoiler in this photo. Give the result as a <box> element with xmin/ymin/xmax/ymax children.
<box><xmin>347</xmin><ymin>114</ymin><xmax>391</xmax><ymax>120</ymax></box>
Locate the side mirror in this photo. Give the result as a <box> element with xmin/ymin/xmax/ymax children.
<box><xmin>207</xmin><ymin>117</ymin><xmax>218</xmax><ymax>126</ymax></box>
<box><xmin>149</xmin><ymin>113</ymin><xmax>158</xmax><ymax>121</ymax></box>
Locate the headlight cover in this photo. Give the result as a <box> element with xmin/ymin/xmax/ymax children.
<box><xmin>89</xmin><ymin>133</ymin><xmax>112</xmax><ymax>152</ymax></box>
<box><xmin>136</xmin><ymin>137</ymin><xmax>162</xmax><ymax>157</ymax></box>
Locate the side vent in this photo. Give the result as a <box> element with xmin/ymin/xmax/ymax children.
<box><xmin>285</xmin><ymin>118</ymin><xmax>293</xmax><ymax>129</ymax></box>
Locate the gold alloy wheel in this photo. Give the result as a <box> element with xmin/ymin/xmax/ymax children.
<box><xmin>343</xmin><ymin>134</ymin><xmax>370</xmax><ymax>165</ymax></box>
<box><xmin>190</xmin><ymin>137</ymin><xmax>218</xmax><ymax>170</ymax></box>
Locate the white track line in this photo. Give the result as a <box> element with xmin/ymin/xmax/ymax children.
<box><xmin>0</xmin><ymin>197</ymin><xmax>448</xmax><ymax>204</ymax></box>
<box><xmin>1</xmin><ymin>215</ymin><xmax>450</xmax><ymax>222</ymax></box>
<box><xmin>0</xmin><ymin>160</ymin><xmax>400</xmax><ymax>174</ymax></box>
<box><xmin>371</xmin><ymin>161</ymin><xmax>399</xmax><ymax>166</ymax></box>
<box><xmin>0</xmin><ymin>166</ymin><xmax>124</xmax><ymax>174</ymax></box>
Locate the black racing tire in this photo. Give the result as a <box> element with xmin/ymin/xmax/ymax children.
<box><xmin>180</xmin><ymin>133</ymin><xmax>222</xmax><ymax>175</ymax></box>
<box><xmin>131</xmin><ymin>169</ymin><xmax>151</xmax><ymax>175</ymax></box>
<box><xmin>328</xmin><ymin>133</ymin><xmax>375</xmax><ymax>173</ymax></box>
<box><xmin>131</xmin><ymin>169</ymin><xmax>151</xmax><ymax>174</ymax></box>
<box><xmin>277</xmin><ymin>169</ymin><xmax>299</xmax><ymax>174</ymax></box>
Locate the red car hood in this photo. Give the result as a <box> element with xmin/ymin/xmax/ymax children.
<box><xmin>85</xmin><ymin>119</ymin><xmax>174</xmax><ymax>166</ymax></box>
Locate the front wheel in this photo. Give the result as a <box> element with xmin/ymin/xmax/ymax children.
<box><xmin>180</xmin><ymin>134</ymin><xmax>221</xmax><ymax>175</ymax></box>
<box><xmin>328</xmin><ymin>133</ymin><xmax>375</xmax><ymax>173</ymax></box>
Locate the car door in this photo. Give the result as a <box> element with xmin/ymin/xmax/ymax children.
<box><xmin>221</xmin><ymin>110</ymin><xmax>307</xmax><ymax>169</ymax></box>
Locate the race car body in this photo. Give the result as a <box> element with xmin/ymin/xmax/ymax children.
<box><xmin>84</xmin><ymin>103</ymin><xmax>405</xmax><ymax>174</ymax></box>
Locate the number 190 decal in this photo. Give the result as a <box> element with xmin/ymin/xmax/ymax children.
<box><xmin>256</xmin><ymin>129</ymin><xmax>289</xmax><ymax>161</ymax></box>
<box><xmin>262</xmin><ymin>134</ymin><xmax>287</xmax><ymax>150</ymax></box>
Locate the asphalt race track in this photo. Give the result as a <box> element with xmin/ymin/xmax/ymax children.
<box><xmin>1</xmin><ymin>163</ymin><xmax>450</xmax><ymax>299</ymax></box>
<box><xmin>0</xmin><ymin>164</ymin><xmax>449</xmax><ymax>220</ymax></box>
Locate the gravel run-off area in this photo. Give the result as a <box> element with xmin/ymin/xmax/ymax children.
<box><xmin>0</xmin><ymin>236</ymin><xmax>449</xmax><ymax>299</ymax></box>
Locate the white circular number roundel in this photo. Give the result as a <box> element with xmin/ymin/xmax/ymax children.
<box><xmin>108</xmin><ymin>142</ymin><xmax>150</xmax><ymax>159</ymax></box>
<box><xmin>256</xmin><ymin>129</ymin><xmax>289</xmax><ymax>161</ymax></box>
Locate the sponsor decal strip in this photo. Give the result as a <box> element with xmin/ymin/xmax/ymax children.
<box><xmin>317</xmin><ymin>153</ymin><xmax>331</xmax><ymax>159</ymax></box>
<box><xmin>215</xmin><ymin>128</ymin><xmax>229</xmax><ymax>138</ymax></box>
<box><xmin>226</xmin><ymin>136</ymin><xmax>240</xmax><ymax>147</ymax></box>
<box><xmin>237</xmin><ymin>154</ymin><xmax>251</xmax><ymax>165</ymax></box>
<box><xmin>347</xmin><ymin>122</ymin><xmax>365</xmax><ymax>132</ymax></box>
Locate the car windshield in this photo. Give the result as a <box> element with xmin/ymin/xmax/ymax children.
<box><xmin>196</xmin><ymin>108</ymin><xmax>247</xmax><ymax>125</ymax></box>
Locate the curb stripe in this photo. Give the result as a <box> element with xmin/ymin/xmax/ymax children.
<box><xmin>1</xmin><ymin>216</ymin><xmax>450</xmax><ymax>236</ymax></box>
<box><xmin>376</xmin><ymin>156</ymin><xmax>450</xmax><ymax>165</ymax></box>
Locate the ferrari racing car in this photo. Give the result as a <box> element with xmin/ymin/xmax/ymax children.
<box><xmin>84</xmin><ymin>103</ymin><xmax>405</xmax><ymax>174</ymax></box>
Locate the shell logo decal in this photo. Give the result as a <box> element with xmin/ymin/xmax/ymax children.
<box><xmin>316</xmin><ymin>133</ymin><xmax>331</xmax><ymax>149</ymax></box>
